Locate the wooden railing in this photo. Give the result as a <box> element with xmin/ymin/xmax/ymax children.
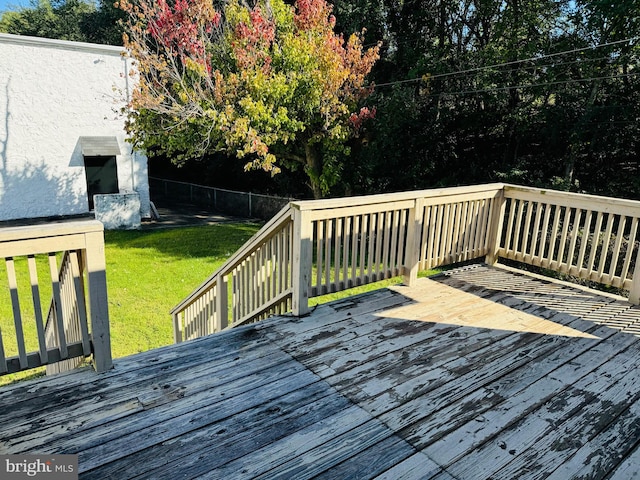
<box><xmin>44</xmin><ymin>250</ymin><xmax>91</xmax><ymax>375</ymax></box>
<box><xmin>172</xmin><ymin>206</ymin><xmax>295</xmax><ymax>342</ymax></box>
<box><xmin>491</xmin><ymin>185</ymin><xmax>640</xmax><ymax>302</ymax></box>
<box><xmin>172</xmin><ymin>184</ymin><xmax>504</xmax><ymax>341</ymax></box>
<box><xmin>173</xmin><ymin>183</ymin><xmax>640</xmax><ymax>343</ymax></box>
<box><xmin>0</xmin><ymin>220</ymin><xmax>112</xmax><ymax>374</ymax></box>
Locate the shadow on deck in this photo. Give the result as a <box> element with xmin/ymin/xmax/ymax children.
<box><xmin>2</xmin><ymin>263</ymin><xmax>640</xmax><ymax>479</ymax></box>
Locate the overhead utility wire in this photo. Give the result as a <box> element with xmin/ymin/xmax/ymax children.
<box><xmin>397</xmin><ymin>54</ymin><xmax>635</xmax><ymax>86</ymax></box>
<box><xmin>427</xmin><ymin>71</ymin><xmax>640</xmax><ymax>97</ymax></box>
<box><xmin>370</xmin><ymin>37</ymin><xmax>639</xmax><ymax>89</ymax></box>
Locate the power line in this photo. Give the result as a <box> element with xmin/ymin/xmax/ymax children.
<box><xmin>403</xmin><ymin>53</ymin><xmax>636</xmax><ymax>88</ymax></box>
<box><xmin>370</xmin><ymin>37</ymin><xmax>639</xmax><ymax>89</ymax></box>
<box><xmin>426</xmin><ymin>72</ymin><xmax>640</xmax><ymax>98</ymax></box>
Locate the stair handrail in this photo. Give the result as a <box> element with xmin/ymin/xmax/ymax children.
<box><xmin>171</xmin><ymin>204</ymin><xmax>295</xmax><ymax>341</ymax></box>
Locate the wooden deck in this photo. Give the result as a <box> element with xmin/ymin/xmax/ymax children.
<box><xmin>3</xmin><ymin>263</ymin><xmax>640</xmax><ymax>479</ymax></box>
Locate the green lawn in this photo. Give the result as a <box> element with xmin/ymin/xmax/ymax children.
<box><xmin>0</xmin><ymin>222</ymin><xmax>438</xmax><ymax>386</ymax></box>
<box><xmin>102</xmin><ymin>224</ymin><xmax>262</xmax><ymax>358</ymax></box>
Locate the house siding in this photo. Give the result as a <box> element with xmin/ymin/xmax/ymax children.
<box><xmin>0</xmin><ymin>33</ymin><xmax>150</xmax><ymax>222</ymax></box>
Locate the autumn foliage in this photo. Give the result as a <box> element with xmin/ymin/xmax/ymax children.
<box><xmin>119</xmin><ymin>0</ymin><xmax>379</xmax><ymax>197</ymax></box>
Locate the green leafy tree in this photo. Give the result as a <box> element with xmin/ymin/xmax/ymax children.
<box><xmin>0</xmin><ymin>0</ymin><xmax>124</xmax><ymax>45</ymax></box>
<box><xmin>0</xmin><ymin>0</ymin><xmax>94</xmax><ymax>41</ymax></box>
<box><xmin>119</xmin><ymin>0</ymin><xmax>379</xmax><ymax>198</ymax></box>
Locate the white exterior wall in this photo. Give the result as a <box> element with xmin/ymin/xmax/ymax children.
<box><xmin>0</xmin><ymin>33</ymin><xmax>150</xmax><ymax>222</ymax></box>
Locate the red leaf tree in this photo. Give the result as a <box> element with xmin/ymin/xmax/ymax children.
<box><xmin>120</xmin><ymin>0</ymin><xmax>379</xmax><ymax>198</ymax></box>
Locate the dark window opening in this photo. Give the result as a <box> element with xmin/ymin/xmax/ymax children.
<box><xmin>84</xmin><ymin>155</ymin><xmax>119</xmax><ymax>210</ymax></box>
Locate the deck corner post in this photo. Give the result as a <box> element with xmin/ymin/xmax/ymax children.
<box><xmin>292</xmin><ymin>206</ymin><xmax>312</xmax><ymax>317</ymax></box>
<box><xmin>215</xmin><ymin>275</ymin><xmax>229</xmax><ymax>331</ymax></box>
<box><xmin>403</xmin><ymin>197</ymin><xmax>424</xmax><ymax>286</ymax></box>
<box><xmin>486</xmin><ymin>186</ymin><xmax>507</xmax><ymax>265</ymax></box>
<box><xmin>172</xmin><ymin>313</ymin><xmax>183</xmax><ymax>343</ymax></box>
<box><xmin>629</xmin><ymin>247</ymin><xmax>640</xmax><ymax>304</ymax></box>
<box><xmin>84</xmin><ymin>228</ymin><xmax>113</xmax><ymax>373</ymax></box>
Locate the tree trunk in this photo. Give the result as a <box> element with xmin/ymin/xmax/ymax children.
<box><xmin>304</xmin><ymin>142</ymin><xmax>324</xmax><ymax>199</ymax></box>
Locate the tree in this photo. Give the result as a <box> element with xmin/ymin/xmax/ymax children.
<box><xmin>0</xmin><ymin>0</ymin><xmax>93</xmax><ymax>41</ymax></box>
<box><xmin>119</xmin><ymin>0</ymin><xmax>379</xmax><ymax>198</ymax></box>
<box><xmin>0</xmin><ymin>0</ymin><xmax>124</xmax><ymax>45</ymax></box>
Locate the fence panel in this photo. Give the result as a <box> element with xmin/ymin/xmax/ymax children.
<box><xmin>149</xmin><ymin>177</ymin><xmax>293</xmax><ymax>220</ymax></box>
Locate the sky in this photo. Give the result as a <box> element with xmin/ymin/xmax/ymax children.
<box><xmin>0</xmin><ymin>0</ymin><xmax>30</xmax><ymax>14</ymax></box>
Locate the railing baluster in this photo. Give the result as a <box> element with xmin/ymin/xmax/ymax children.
<box><xmin>232</xmin><ymin>270</ymin><xmax>238</xmax><ymax>323</ymax></box>
<box><xmin>351</xmin><ymin>215</ymin><xmax>360</xmax><ymax>286</ymax></box>
<box><xmin>535</xmin><ymin>203</ymin><xmax>552</xmax><ymax>267</ymax></box>
<box><xmin>367</xmin><ymin>213</ymin><xmax>376</xmax><ymax>282</ymax></box>
<box><xmin>334</xmin><ymin>217</ymin><xmax>342</xmax><ymax>289</ymax></box>
<box><xmin>441</xmin><ymin>203</ymin><xmax>453</xmax><ymax>264</ymax></box>
<box><xmin>586</xmin><ymin>212</ymin><xmax>604</xmax><ymax>275</ymax></box>
<box><xmin>504</xmin><ymin>199</ymin><xmax>517</xmax><ymax>255</ymax></box>
<box><xmin>376</xmin><ymin>212</ymin><xmax>384</xmax><ymax>279</ymax></box>
<box><xmin>419</xmin><ymin>205</ymin><xmax>431</xmax><ymax>270</ymax></box>
<box><xmin>545</xmin><ymin>205</ymin><xmax>562</xmax><ymax>269</ymax></box>
<box><xmin>6</xmin><ymin>257</ymin><xmax>28</xmax><ymax>369</ymax></box>
<box><xmin>397</xmin><ymin>209</ymin><xmax>408</xmax><ymax>277</ymax></box>
<box><xmin>277</xmin><ymin>230</ymin><xmax>282</xmax><ymax>294</ymax></box>
<box><xmin>389</xmin><ymin>211</ymin><xmax>400</xmax><ymax>276</ymax></box>
<box><xmin>528</xmin><ymin>202</ymin><xmax>543</xmax><ymax>263</ymax></box>
<box><xmin>70</xmin><ymin>251</ymin><xmax>91</xmax><ymax>356</ymax></box>
<box><xmin>595</xmin><ymin>213</ymin><xmax>615</xmax><ymax>281</ymax></box>
<box><xmin>620</xmin><ymin>217</ymin><xmax>638</xmax><ymax>287</ymax></box>
<box><xmin>262</xmin><ymin>242</ymin><xmax>268</xmax><ymax>307</ymax></box>
<box><xmin>324</xmin><ymin>219</ymin><xmax>332</xmax><ymax>291</ymax></box>
<box><xmin>563</xmin><ymin>208</ymin><xmax>582</xmax><ymax>274</ymax></box>
<box><xmin>554</xmin><ymin>206</ymin><xmax>572</xmax><ymax>270</ymax></box>
<box><xmin>575</xmin><ymin>210</ymin><xmax>593</xmax><ymax>275</ymax></box>
<box><xmin>269</xmin><ymin>238</ymin><xmax>275</xmax><ymax>302</ymax></box>
<box><xmin>476</xmin><ymin>199</ymin><xmax>486</xmax><ymax>256</ymax></box>
<box><xmin>432</xmin><ymin>205</ymin><xmax>444</xmax><ymax>267</ymax></box>
<box><xmin>359</xmin><ymin>214</ymin><xmax>368</xmax><ymax>283</ymax></box>
<box><xmin>609</xmin><ymin>215</ymin><xmax>627</xmax><ymax>282</ymax></box>
<box><xmin>27</xmin><ymin>255</ymin><xmax>48</xmax><ymax>364</ymax></box>
<box><xmin>607</xmin><ymin>216</ymin><xmax>626</xmax><ymax>284</ymax></box>
<box><xmin>459</xmin><ymin>201</ymin><xmax>470</xmax><ymax>261</ymax></box>
<box><xmin>342</xmin><ymin>216</ymin><xmax>350</xmax><ymax>289</ymax></box>
<box><xmin>48</xmin><ymin>253</ymin><xmax>68</xmax><ymax>359</ymax></box>
<box><xmin>521</xmin><ymin>200</ymin><xmax>534</xmax><ymax>261</ymax></box>
<box><xmin>315</xmin><ymin>220</ymin><xmax>323</xmax><ymax>292</ymax></box>
<box><xmin>512</xmin><ymin>200</ymin><xmax>526</xmax><ymax>259</ymax></box>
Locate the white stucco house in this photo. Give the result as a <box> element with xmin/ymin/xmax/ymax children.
<box><xmin>0</xmin><ymin>33</ymin><xmax>150</xmax><ymax>225</ymax></box>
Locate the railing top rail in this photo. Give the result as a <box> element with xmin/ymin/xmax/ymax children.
<box><xmin>170</xmin><ymin>204</ymin><xmax>294</xmax><ymax>315</ymax></box>
<box><xmin>503</xmin><ymin>184</ymin><xmax>640</xmax><ymax>216</ymax></box>
<box><xmin>0</xmin><ymin>220</ymin><xmax>104</xmax><ymax>244</ymax></box>
<box><xmin>291</xmin><ymin>183</ymin><xmax>506</xmax><ymax>212</ymax></box>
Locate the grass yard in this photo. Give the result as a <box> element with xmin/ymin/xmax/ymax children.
<box><xmin>102</xmin><ymin>224</ymin><xmax>261</xmax><ymax>357</ymax></box>
<box><xmin>0</xmin><ymin>221</ymin><xmax>438</xmax><ymax>386</ymax></box>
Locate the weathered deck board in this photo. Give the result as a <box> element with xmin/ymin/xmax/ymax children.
<box><xmin>2</xmin><ymin>263</ymin><xmax>640</xmax><ymax>479</ymax></box>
